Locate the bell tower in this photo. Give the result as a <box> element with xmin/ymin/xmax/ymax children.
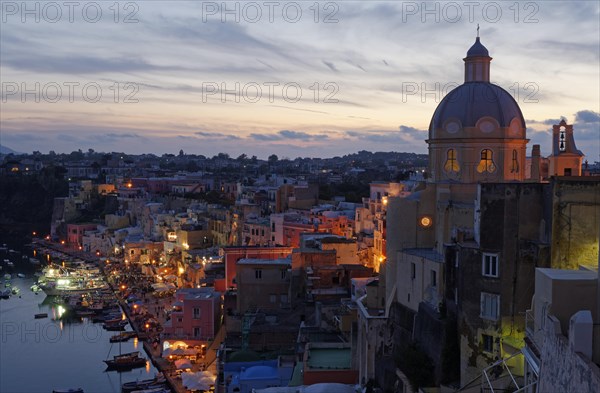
<box><xmin>548</xmin><ymin>119</ymin><xmax>584</xmax><ymax>176</ymax></box>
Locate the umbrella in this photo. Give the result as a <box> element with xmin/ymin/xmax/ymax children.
<box><xmin>171</xmin><ymin>348</ymin><xmax>186</xmax><ymax>356</ymax></box>
<box><xmin>175</xmin><ymin>359</ymin><xmax>192</xmax><ymax>370</ymax></box>
<box><xmin>181</xmin><ymin>371</ymin><xmax>215</xmax><ymax>391</ymax></box>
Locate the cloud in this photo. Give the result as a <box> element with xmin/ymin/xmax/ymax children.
<box><xmin>526</xmin><ymin>118</ymin><xmax>566</xmax><ymax>126</ymax></box>
<box><xmin>399</xmin><ymin>125</ymin><xmax>427</xmax><ymax>137</ymax></box>
<box><xmin>194</xmin><ymin>131</ymin><xmax>240</xmax><ymax>140</ymax></box>
<box><xmin>575</xmin><ymin>110</ymin><xmax>600</xmax><ymax>123</ymax></box>
<box><xmin>249</xmin><ymin>133</ymin><xmax>283</xmax><ymax>141</ymax></box>
<box><xmin>278</xmin><ymin>130</ymin><xmax>312</xmax><ymax>140</ymax></box>
<box><xmin>104</xmin><ymin>133</ymin><xmax>142</xmax><ymax>139</ymax></box>
<box><xmin>342</xmin><ymin>126</ymin><xmax>427</xmax><ymax>144</ymax></box>
<box><xmin>248</xmin><ymin>130</ymin><xmax>329</xmax><ymax>142</ymax></box>
<box><xmin>322</xmin><ymin>61</ymin><xmax>339</xmax><ymax>73</ymax></box>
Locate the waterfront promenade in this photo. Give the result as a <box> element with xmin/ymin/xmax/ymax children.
<box><xmin>32</xmin><ymin>239</ymin><xmax>200</xmax><ymax>393</ymax></box>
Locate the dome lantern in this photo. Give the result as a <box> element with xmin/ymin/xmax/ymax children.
<box><xmin>464</xmin><ymin>31</ymin><xmax>492</xmax><ymax>83</ymax></box>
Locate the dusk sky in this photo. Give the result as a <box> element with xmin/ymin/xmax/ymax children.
<box><xmin>1</xmin><ymin>1</ymin><xmax>599</xmax><ymax>160</ymax></box>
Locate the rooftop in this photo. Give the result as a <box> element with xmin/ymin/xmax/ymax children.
<box><xmin>537</xmin><ymin>268</ymin><xmax>598</xmax><ymax>281</ymax></box>
<box><xmin>402</xmin><ymin>248</ymin><xmax>444</xmax><ymax>263</ymax></box>
<box><xmin>306</xmin><ymin>347</ymin><xmax>352</xmax><ymax>370</ymax></box>
<box><xmin>237</xmin><ymin>257</ymin><xmax>291</xmax><ymax>266</ymax></box>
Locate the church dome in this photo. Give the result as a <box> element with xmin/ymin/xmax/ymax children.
<box><xmin>426</xmin><ymin>34</ymin><xmax>529</xmax><ymax>184</ymax></box>
<box><xmin>428</xmin><ymin>82</ymin><xmax>526</xmax><ymax>139</ymax></box>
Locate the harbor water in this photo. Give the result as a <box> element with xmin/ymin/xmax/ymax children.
<box><xmin>0</xmin><ymin>240</ymin><xmax>158</xmax><ymax>393</ymax></box>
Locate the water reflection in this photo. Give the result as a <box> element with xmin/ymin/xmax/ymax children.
<box><xmin>0</xmin><ymin>244</ymin><xmax>158</xmax><ymax>393</ymax></box>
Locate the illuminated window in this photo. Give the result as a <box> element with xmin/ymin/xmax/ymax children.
<box><xmin>444</xmin><ymin>149</ymin><xmax>460</xmax><ymax>173</ymax></box>
<box><xmin>511</xmin><ymin>150</ymin><xmax>519</xmax><ymax>173</ymax></box>
<box><xmin>480</xmin><ymin>292</ymin><xmax>500</xmax><ymax>320</ymax></box>
<box><xmin>482</xmin><ymin>253</ymin><xmax>499</xmax><ymax>278</ymax></box>
<box><xmin>477</xmin><ymin>149</ymin><xmax>496</xmax><ymax>173</ymax></box>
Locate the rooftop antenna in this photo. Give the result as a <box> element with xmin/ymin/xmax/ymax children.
<box><xmin>477</xmin><ymin>24</ymin><xmax>480</xmax><ymax>38</ymax></box>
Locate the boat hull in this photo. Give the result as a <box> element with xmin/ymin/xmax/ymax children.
<box><xmin>103</xmin><ymin>358</ymin><xmax>147</xmax><ymax>371</ymax></box>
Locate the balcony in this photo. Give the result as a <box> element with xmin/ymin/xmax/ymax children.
<box><xmin>523</xmin><ymin>309</ymin><xmax>541</xmax><ymax>376</ymax></box>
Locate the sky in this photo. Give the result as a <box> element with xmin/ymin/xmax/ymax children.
<box><xmin>1</xmin><ymin>1</ymin><xmax>599</xmax><ymax>160</ymax></box>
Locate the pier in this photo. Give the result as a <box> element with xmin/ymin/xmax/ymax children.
<box><xmin>33</xmin><ymin>239</ymin><xmax>190</xmax><ymax>393</ymax></box>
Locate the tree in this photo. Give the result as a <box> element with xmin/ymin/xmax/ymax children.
<box><xmin>268</xmin><ymin>154</ymin><xmax>278</xmax><ymax>164</ymax></box>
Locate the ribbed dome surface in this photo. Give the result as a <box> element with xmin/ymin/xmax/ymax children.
<box><xmin>429</xmin><ymin>82</ymin><xmax>525</xmax><ymax>138</ymax></box>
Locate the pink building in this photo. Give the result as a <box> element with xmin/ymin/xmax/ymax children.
<box><xmin>163</xmin><ymin>288</ymin><xmax>222</xmax><ymax>341</ymax></box>
<box><xmin>67</xmin><ymin>223</ymin><xmax>97</xmax><ymax>247</ymax></box>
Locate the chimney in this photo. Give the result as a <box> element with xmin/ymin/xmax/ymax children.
<box><xmin>315</xmin><ymin>302</ymin><xmax>322</xmax><ymax>328</ymax></box>
<box><xmin>530</xmin><ymin>144</ymin><xmax>541</xmax><ymax>181</ymax></box>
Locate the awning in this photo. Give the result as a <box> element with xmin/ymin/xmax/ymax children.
<box><xmin>175</xmin><ymin>359</ymin><xmax>192</xmax><ymax>370</ymax></box>
<box><xmin>181</xmin><ymin>371</ymin><xmax>215</xmax><ymax>391</ymax></box>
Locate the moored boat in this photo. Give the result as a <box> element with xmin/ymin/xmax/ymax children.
<box><xmin>104</xmin><ymin>351</ymin><xmax>147</xmax><ymax>370</ymax></box>
<box><xmin>103</xmin><ymin>320</ymin><xmax>128</xmax><ymax>331</ymax></box>
<box><xmin>110</xmin><ymin>331</ymin><xmax>137</xmax><ymax>342</ymax></box>
<box><xmin>52</xmin><ymin>388</ymin><xmax>84</xmax><ymax>393</ymax></box>
<box><xmin>35</xmin><ymin>313</ymin><xmax>48</xmax><ymax>319</ymax></box>
<box><xmin>121</xmin><ymin>374</ymin><xmax>166</xmax><ymax>393</ymax></box>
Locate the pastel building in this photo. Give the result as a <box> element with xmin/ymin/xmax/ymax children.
<box><xmin>67</xmin><ymin>223</ymin><xmax>97</xmax><ymax>247</ymax></box>
<box><xmin>235</xmin><ymin>257</ymin><xmax>292</xmax><ymax>313</ymax></box>
<box><xmin>222</xmin><ymin>246</ymin><xmax>293</xmax><ymax>289</ymax></box>
<box><xmin>163</xmin><ymin>287</ymin><xmax>222</xmax><ymax>341</ymax></box>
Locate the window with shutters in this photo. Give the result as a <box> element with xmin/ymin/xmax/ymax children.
<box><xmin>480</xmin><ymin>292</ymin><xmax>500</xmax><ymax>320</ymax></box>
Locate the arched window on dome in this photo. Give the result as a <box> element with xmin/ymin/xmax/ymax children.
<box><xmin>477</xmin><ymin>149</ymin><xmax>496</xmax><ymax>173</ymax></box>
<box><xmin>444</xmin><ymin>149</ymin><xmax>460</xmax><ymax>173</ymax></box>
<box><xmin>511</xmin><ymin>149</ymin><xmax>519</xmax><ymax>173</ymax></box>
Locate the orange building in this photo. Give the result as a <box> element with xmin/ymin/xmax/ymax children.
<box><xmin>222</xmin><ymin>246</ymin><xmax>293</xmax><ymax>289</ymax></box>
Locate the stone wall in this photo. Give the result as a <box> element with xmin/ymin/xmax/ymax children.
<box><xmin>538</xmin><ymin>316</ymin><xmax>600</xmax><ymax>393</ymax></box>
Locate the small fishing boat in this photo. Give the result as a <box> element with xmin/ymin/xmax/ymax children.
<box><xmin>121</xmin><ymin>375</ymin><xmax>166</xmax><ymax>393</ymax></box>
<box><xmin>4</xmin><ymin>274</ymin><xmax>11</xmax><ymax>280</ymax></box>
<box><xmin>17</xmin><ymin>273</ymin><xmax>26</xmax><ymax>278</ymax></box>
<box><xmin>103</xmin><ymin>320</ymin><xmax>128</xmax><ymax>331</ymax></box>
<box><xmin>104</xmin><ymin>351</ymin><xmax>147</xmax><ymax>371</ymax></box>
<box><xmin>109</xmin><ymin>331</ymin><xmax>137</xmax><ymax>343</ymax></box>
<box><xmin>52</xmin><ymin>388</ymin><xmax>84</xmax><ymax>393</ymax></box>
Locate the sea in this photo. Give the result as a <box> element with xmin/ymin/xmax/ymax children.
<box><xmin>0</xmin><ymin>236</ymin><xmax>158</xmax><ymax>393</ymax></box>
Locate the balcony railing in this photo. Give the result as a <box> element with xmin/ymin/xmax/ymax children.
<box><xmin>525</xmin><ymin>309</ymin><xmax>534</xmax><ymax>338</ymax></box>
